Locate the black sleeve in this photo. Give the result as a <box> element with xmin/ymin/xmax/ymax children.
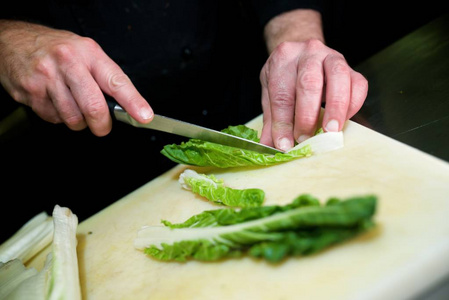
<box><xmin>0</xmin><ymin>1</ymin><xmax>52</xmax><ymax>24</ymax></box>
<box><xmin>250</xmin><ymin>0</ymin><xmax>324</xmax><ymax>28</ymax></box>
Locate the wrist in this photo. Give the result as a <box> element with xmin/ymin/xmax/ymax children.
<box><xmin>264</xmin><ymin>9</ymin><xmax>324</xmax><ymax>54</ymax></box>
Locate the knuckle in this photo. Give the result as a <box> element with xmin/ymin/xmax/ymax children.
<box><xmin>51</xmin><ymin>43</ymin><xmax>76</xmax><ymax>63</ymax></box>
<box><xmin>304</xmin><ymin>39</ymin><xmax>325</xmax><ymax>51</ymax></box>
<box><xmin>297</xmin><ymin>113</ymin><xmax>318</xmax><ymax>130</ymax></box>
<box><xmin>298</xmin><ymin>71</ymin><xmax>323</xmax><ymax>94</ymax></box>
<box><xmin>108</xmin><ymin>73</ymin><xmax>131</xmax><ymax>92</ymax></box>
<box><xmin>272</xmin><ymin>120</ymin><xmax>293</xmax><ymax>133</ymax></box>
<box><xmin>270</xmin><ymin>41</ymin><xmax>298</xmax><ymax>63</ymax></box>
<box><xmin>9</xmin><ymin>90</ymin><xmax>24</xmax><ymax>103</ymax></box>
<box><xmin>83</xmin><ymin>100</ymin><xmax>106</xmax><ymax>120</ymax></box>
<box><xmin>348</xmin><ymin>75</ymin><xmax>368</xmax><ymax>114</ymax></box>
<box><xmin>353</xmin><ymin>73</ymin><xmax>369</xmax><ymax>93</ymax></box>
<box><xmin>259</xmin><ymin>65</ymin><xmax>268</xmax><ymax>85</ymax></box>
<box><xmin>329</xmin><ymin>58</ymin><xmax>350</xmax><ymax>75</ymax></box>
<box><xmin>80</xmin><ymin>36</ymin><xmax>101</xmax><ymax>51</ymax></box>
<box><xmin>300</xmin><ymin>76</ymin><xmax>323</xmax><ymax>94</ymax></box>
<box><xmin>348</xmin><ymin>99</ymin><xmax>363</xmax><ymax>115</ymax></box>
<box><xmin>301</xmin><ymin>113</ymin><xmax>318</xmax><ymax>125</ymax></box>
<box><xmin>21</xmin><ymin>78</ymin><xmax>45</xmax><ymax>97</ymax></box>
<box><xmin>33</xmin><ymin>108</ymin><xmax>61</xmax><ymax>124</ymax></box>
<box><xmin>328</xmin><ymin>96</ymin><xmax>348</xmax><ymax>111</ymax></box>
<box><xmin>271</xmin><ymin>90</ymin><xmax>295</xmax><ymax>110</ymax></box>
<box><xmin>33</xmin><ymin>57</ymin><xmax>54</xmax><ymax>79</ymax></box>
<box><xmin>275</xmin><ymin>41</ymin><xmax>294</xmax><ymax>54</ymax></box>
<box><xmin>64</xmin><ymin>114</ymin><xmax>85</xmax><ymax>127</ymax></box>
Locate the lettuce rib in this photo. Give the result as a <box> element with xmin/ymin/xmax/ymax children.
<box><xmin>179</xmin><ymin>169</ymin><xmax>265</xmax><ymax>207</ymax></box>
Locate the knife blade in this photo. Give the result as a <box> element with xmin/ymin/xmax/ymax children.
<box><xmin>107</xmin><ymin>101</ymin><xmax>284</xmax><ymax>155</ymax></box>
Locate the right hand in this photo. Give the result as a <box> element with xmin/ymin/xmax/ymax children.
<box><xmin>0</xmin><ymin>21</ymin><xmax>153</xmax><ymax>136</ymax></box>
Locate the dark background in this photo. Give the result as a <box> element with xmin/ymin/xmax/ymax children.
<box><xmin>1</xmin><ymin>1</ymin><xmax>447</xmax><ymax>243</ymax></box>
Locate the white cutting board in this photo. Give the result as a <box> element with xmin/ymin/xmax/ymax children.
<box><xmin>28</xmin><ymin>117</ymin><xmax>449</xmax><ymax>300</ymax></box>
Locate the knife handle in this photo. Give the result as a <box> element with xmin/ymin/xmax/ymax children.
<box><xmin>106</xmin><ymin>98</ymin><xmax>118</xmax><ymax>121</ymax></box>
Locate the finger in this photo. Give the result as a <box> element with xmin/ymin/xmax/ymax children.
<box><xmin>293</xmin><ymin>55</ymin><xmax>324</xmax><ymax>142</ymax></box>
<box><xmin>259</xmin><ymin>83</ymin><xmax>274</xmax><ymax>147</ymax></box>
<box><xmin>91</xmin><ymin>56</ymin><xmax>153</xmax><ymax>124</ymax></box>
<box><xmin>14</xmin><ymin>88</ymin><xmax>62</xmax><ymax>124</ymax></box>
<box><xmin>64</xmin><ymin>64</ymin><xmax>111</xmax><ymax>136</ymax></box>
<box><xmin>266</xmin><ymin>50</ymin><xmax>297</xmax><ymax>151</ymax></box>
<box><xmin>322</xmin><ymin>54</ymin><xmax>351</xmax><ymax>132</ymax></box>
<box><xmin>347</xmin><ymin>70</ymin><xmax>368</xmax><ymax>119</ymax></box>
<box><xmin>47</xmin><ymin>80</ymin><xmax>87</xmax><ymax>131</ymax></box>
<box><xmin>30</xmin><ymin>95</ymin><xmax>63</xmax><ymax>124</ymax></box>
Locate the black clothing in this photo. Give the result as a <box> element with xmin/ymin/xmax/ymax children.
<box><xmin>0</xmin><ymin>1</ymin><xmax>322</xmax><ymax>242</ymax></box>
<box><xmin>2</xmin><ymin>1</ymin><xmax>322</xmax><ymax>126</ymax></box>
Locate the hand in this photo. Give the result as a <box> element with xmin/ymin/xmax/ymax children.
<box><xmin>0</xmin><ymin>21</ymin><xmax>153</xmax><ymax>136</ymax></box>
<box><xmin>259</xmin><ymin>39</ymin><xmax>368</xmax><ymax>150</ymax></box>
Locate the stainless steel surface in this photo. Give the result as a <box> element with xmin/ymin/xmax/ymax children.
<box><xmin>352</xmin><ymin>13</ymin><xmax>449</xmax><ymax>162</ymax></box>
<box><xmin>112</xmin><ymin>104</ymin><xmax>283</xmax><ymax>155</ymax></box>
<box><xmin>352</xmin><ymin>14</ymin><xmax>449</xmax><ymax>300</ymax></box>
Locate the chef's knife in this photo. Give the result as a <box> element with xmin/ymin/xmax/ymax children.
<box><xmin>107</xmin><ymin>101</ymin><xmax>284</xmax><ymax>155</ymax></box>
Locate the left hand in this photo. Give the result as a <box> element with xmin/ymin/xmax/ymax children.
<box><xmin>259</xmin><ymin>39</ymin><xmax>368</xmax><ymax>151</ymax></box>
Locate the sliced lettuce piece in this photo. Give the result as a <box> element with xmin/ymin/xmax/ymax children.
<box><xmin>221</xmin><ymin>125</ymin><xmax>259</xmax><ymax>142</ymax></box>
<box><xmin>0</xmin><ymin>205</ymin><xmax>81</xmax><ymax>300</ymax></box>
<box><xmin>0</xmin><ymin>259</ymin><xmax>39</xmax><ymax>299</ymax></box>
<box><xmin>47</xmin><ymin>205</ymin><xmax>81</xmax><ymax>299</ymax></box>
<box><xmin>161</xmin><ymin>139</ymin><xmax>312</xmax><ymax>168</ymax></box>
<box><xmin>0</xmin><ymin>212</ymin><xmax>53</xmax><ymax>264</ymax></box>
<box><xmin>134</xmin><ymin>194</ymin><xmax>376</xmax><ymax>263</ymax></box>
<box><xmin>289</xmin><ymin>131</ymin><xmax>344</xmax><ymax>154</ymax></box>
<box><xmin>161</xmin><ymin>125</ymin><xmax>343</xmax><ymax>168</ymax></box>
<box><xmin>179</xmin><ymin>169</ymin><xmax>265</xmax><ymax>207</ymax></box>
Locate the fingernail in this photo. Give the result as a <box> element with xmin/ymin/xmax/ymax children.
<box><xmin>278</xmin><ymin>138</ymin><xmax>293</xmax><ymax>151</ymax></box>
<box><xmin>297</xmin><ymin>134</ymin><xmax>310</xmax><ymax>143</ymax></box>
<box><xmin>139</xmin><ymin>108</ymin><xmax>153</xmax><ymax>121</ymax></box>
<box><xmin>110</xmin><ymin>74</ymin><xmax>130</xmax><ymax>87</ymax></box>
<box><xmin>325</xmin><ymin>119</ymin><xmax>339</xmax><ymax>132</ymax></box>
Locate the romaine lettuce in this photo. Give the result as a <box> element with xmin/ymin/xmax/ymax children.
<box><xmin>161</xmin><ymin>125</ymin><xmax>343</xmax><ymax>168</ymax></box>
<box><xmin>0</xmin><ymin>206</ymin><xmax>81</xmax><ymax>299</ymax></box>
<box><xmin>160</xmin><ymin>125</ymin><xmax>309</xmax><ymax>168</ymax></box>
<box><xmin>134</xmin><ymin>194</ymin><xmax>376</xmax><ymax>263</ymax></box>
<box><xmin>179</xmin><ymin>169</ymin><xmax>265</xmax><ymax>207</ymax></box>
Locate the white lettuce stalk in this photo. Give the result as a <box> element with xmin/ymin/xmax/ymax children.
<box><xmin>0</xmin><ymin>205</ymin><xmax>81</xmax><ymax>300</ymax></box>
<box><xmin>0</xmin><ymin>212</ymin><xmax>53</xmax><ymax>264</ymax></box>
<box><xmin>288</xmin><ymin>131</ymin><xmax>344</xmax><ymax>154</ymax></box>
<box><xmin>46</xmin><ymin>205</ymin><xmax>81</xmax><ymax>299</ymax></box>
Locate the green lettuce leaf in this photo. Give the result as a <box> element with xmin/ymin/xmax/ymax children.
<box><xmin>221</xmin><ymin>125</ymin><xmax>260</xmax><ymax>142</ymax></box>
<box><xmin>160</xmin><ymin>125</ymin><xmax>313</xmax><ymax>168</ymax></box>
<box><xmin>134</xmin><ymin>194</ymin><xmax>376</xmax><ymax>263</ymax></box>
<box><xmin>179</xmin><ymin>169</ymin><xmax>265</xmax><ymax>207</ymax></box>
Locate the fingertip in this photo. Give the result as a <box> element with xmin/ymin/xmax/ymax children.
<box><xmin>276</xmin><ymin>137</ymin><xmax>294</xmax><ymax>151</ymax></box>
<box><xmin>138</xmin><ymin>106</ymin><xmax>154</xmax><ymax>123</ymax></box>
<box><xmin>296</xmin><ymin>134</ymin><xmax>311</xmax><ymax>143</ymax></box>
<box><xmin>324</xmin><ymin>119</ymin><xmax>340</xmax><ymax>132</ymax></box>
<box><xmin>90</xmin><ymin>119</ymin><xmax>112</xmax><ymax>137</ymax></box>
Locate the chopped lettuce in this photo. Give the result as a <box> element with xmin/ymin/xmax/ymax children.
<box><xmin>0</xmin><ymin>205</ymin><xmax>81</xmax><ymax>300</ymax></box>
<box><xmin>179</xmin><ymin>169</ymin><xmax>265</xmax><ymax>207</ymax></box>
<box><xmin>161</xmin><ymin>138</ymin><xmax>312</xmax><ymax>168</ymax></box>
<box><xmin>134</xmin><ymin>194</ymin><xmax>376</xmax><ymax>263</ymax></box>
<box><xmin>161</xmin><ymin>125</ymin><xmax>343</xmax><ymax>168</ymax></box>
<box><xmin>0</xmin><ymin>212</ymin><xmax>53</xmax><ymax>264</ymax></box>
<box><xmin>160</xmin><ymin>125</ymin><xmax>310</xmax><ymax>168</ymax></box>
<box><xmin>221</xmin><ymin>125</ymin><xmax>260</xmax><ymax>142</ymax></box>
